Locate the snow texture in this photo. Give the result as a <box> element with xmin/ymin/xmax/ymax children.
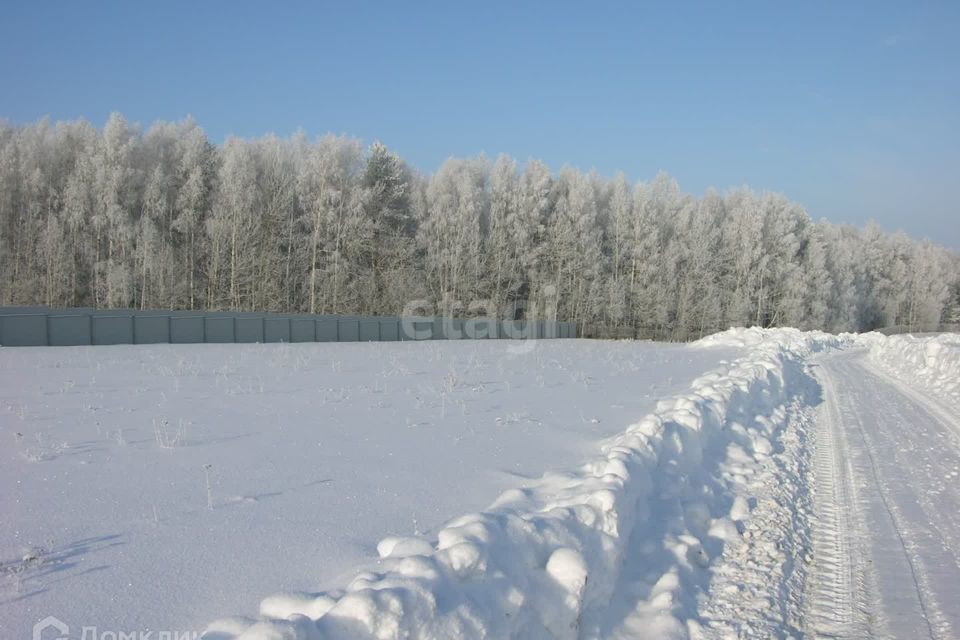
<box><xmin>0</xmin><ymin>339</ymin><xmax>736</xmax><ymax>638</ymax></box>
<box><xmin>9</xmin><ymin>330</ymin><xmax>959</xmax><ymax>639</ymax></box>
<box><xmin>861</xmin><ymin>332</ymin><xmax>960</xmax><ymax>412</ymax></box>
<box><xmin>200</xmin><ymin>328</ymin><xmax>845</xmax><ymax>639</ymax></box>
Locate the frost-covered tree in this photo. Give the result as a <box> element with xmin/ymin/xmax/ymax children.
<box><xmin>92</xmin><ymin>112</ymin><xmax>137</xmax><ymax>308</ymax></box>
<box><xmin>761</xmin><ymin>194</ymin><xmax>808</xmax><ymax>328</ymax></box>
<box><xmin>251</xmin><ymin>134</ymin><xmax>300</xmax><ymax>311</ymax></box>
<box><xmin>672</xmin><ymin>191</ymin><xmax>724</xmax><ymax>339</ymax></box>
<box><xmin>137</xmin><ymin>165</ymin><xmax>166</xmax><ymax>309</ymax></box>
<box><xmin>207</xmin><ymin>138</ymin><xmax>260</xmax><ymax>309</ymax></box>
<box><xmin>297</xmin><ymin>135</ymin><xmax>365</xmax><ymax>314</ymax></box>
<box><xmin>1</xmin><ymin>113</ymin><xmax>957</xmax><ymax>338</ymax></box>
<box><xmin>360</xmin><ymin>141</ymin><xmax>414</xmax><ymax>314</ymax></box>
<box><xmin>547</xmin><ymin>168</ymin><xmax>603</xmax><ymax>331</ymax></box>
<box><xmin>800</xmin><ymin>222</ymin><xmax>833</xmax><ymax>331</ymax></box>
<box><xmin>944</xmin><ymin>272</ymin><xmax>960</xmax><ymax>327</ymax></box>
<box><xmin>486</xmin><ymin>155</ymin><xmax>520</xmax><ymax>315</ymax></box>
<box><xmin>511</xmin><ymin>159</ymin><xmax>552</xmax><ymax>319</ymax></box>
<box><xmin>421</xmin><ymin>157</ymin><xmax>488</xmax><ymax>310</ymax></box>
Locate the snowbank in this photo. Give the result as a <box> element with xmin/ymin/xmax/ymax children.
<box><xmin>1</xmin><ymin>340</ymin><xmax>739</xmax><ymax>638</ymax></box>
<box><xmin>860</xmin><ymin>332</ymin><xmax>960</xmax><ymax>409</ymax></box>
<box><xmin>201</xmin><ymin>328</ymin><xmax>841</xmax><ymax>640</ymax></box>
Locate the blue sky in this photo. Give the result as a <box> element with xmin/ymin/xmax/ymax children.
<box><xmin>2</xmin><ymin>1</ymin><xmax>958</xmax><ymax>248</ymax></box>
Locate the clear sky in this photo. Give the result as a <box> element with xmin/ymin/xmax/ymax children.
<box><xmin>2</xmin><ymin>1</ymin><xmax>958</xmax><ymax>249</ymax></box>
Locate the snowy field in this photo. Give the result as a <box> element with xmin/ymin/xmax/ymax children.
<box><xmin>1</xmin><ymin>339</ymin><xmax>741</xmax><ymax>638</ymax></box>
<box><xmin>5</xmin><ymin>330</ymin><xmax>960</xmax><ymax>639</ymax></box>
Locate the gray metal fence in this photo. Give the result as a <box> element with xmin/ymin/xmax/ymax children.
<box><xmin>875</xmin><ymin>324</ymin><xmax>960</xmax><ymax>336</ymax></box>
<box><xmin>0</xmin><ymin>307</ymin><xmax>578</xmax><ymax>346</ymax></box>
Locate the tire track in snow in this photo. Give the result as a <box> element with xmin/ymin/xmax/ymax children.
<box><xmin>844</xmin><ymin>354</ymin><xmax>960</xmax><ymax>639</ymax></box>
<box><xmin>806</xmin><ymin>360</ymin><xmax>872</xmax><ymax>638</ymax></box>
<box><xmin>862</xmin><ymin>383</ymin><xmax>960</xmax><ymax>586</ymax></box>
<box><xmin>810</xmin><ymin>351</ymin><xmax>960</xmax><ymax>639</ymax></box>
<box><xmin>867</xmin><ymin>357</ymin><xmax>960</xmax><ymax>449</ymax></box>
<box><xmin>864</xmin><ymin>363</ymin><xmax>960</xmax><ymax>569</ymax></box>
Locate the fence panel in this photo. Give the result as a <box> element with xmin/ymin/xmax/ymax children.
<box><xmin>235</xmin><ymin>317</ymin><xmax>264</xmax><ymax>343</ymax></box>
<box><xmin>134</xmin><ymin>316</ymin><xmax>169</xmax><ymax>344</ymax></box>
<box><xmin>464</xmin><ymin>318</ymin><xmax>494</xmax><ymax>339</ymax></box>
<box><xmin>429</xmin><ymin>317</ymin><xmax>442</xmax><ymax>340</ymax></box>
<box><xmin>401</xmin><ymin>319</ymin><xmax>432</xmax><ymax>340</ymax></box>
<box><xmin>93</xmin><ymin>316</ymin><xmax>134</xmax><ymax>345</ymax></box>
<box><xmin>264</xmin><ymin>318</ymin><xmax>291</xmax><ymax>343</ymax></box>
<box><xmin>316</xmin><ymin>318</ymin><xmax>338</xmax><ymax>342</ymax></box>
<box><xmin>379</xmin><ymin>319</ymin><xmax>399</xmax><ymax>341</ymax></box>
<box><xmin>291</xmin><ymin>318</ymin><xmax>316</xmax><ymax>343</ymax></box>
<box><xmin>49</xmin><ymin>315</ymin><xmax>92</xmax><ymax>346</ymax></box>
<box><xmin>170</xmin><ymin>317</ymin><xmax>204</xmax><ymax>344</ymax></box>
<box><xmin>451</xmin><ymin>318</ymin><xmax>465</xmax><ymax>339</ymax></box>
<box><xmin>205</xmin><ymin>317</ymin><xmax>235</xmax><ymax>343</ymax></box>
<box><xmin>501</xmin><ymin>320</ymin><xmax>530</xmax><ymax>340</ymax></box>
<box><xmin>541</xmin><ymin>320</ymin><xmax>554</xmax><ymax>339</ymax></box>
<box><xmin>358</xmin><ymin>319</ymin><xmax>380</xmax><ymax>342</ymax></box>
<box><xmin>338</xmin><ymin>318</ymin><xmax>360</xmax><ymax>342</ymax></box>
<box><xmin>0</xmin><ymin>314</ymin><xmax>48</xmax><ymax>346</ymax></box>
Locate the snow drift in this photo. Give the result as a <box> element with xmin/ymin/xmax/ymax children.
<box><xmin>202</xmin><ymin>329</ymin><xmax>843</xmax><ymax>640</ymax></box>
<box><xmin>860</xmin><ymin>332</ymin><xmax>960</xmax><ymax>410</ymax></box>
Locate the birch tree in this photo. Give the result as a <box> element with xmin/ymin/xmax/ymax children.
<box><xmin>1</xmin><ymin>114</ymin><xmax>957</xmax><ymax>339</ymax></box>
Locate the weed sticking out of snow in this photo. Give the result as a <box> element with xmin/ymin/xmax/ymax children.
<box><xmin>1</xmin><ymin>543</ymin><xmax>54</xmax><ymax>594</ymax></box>
<box><xmin>153</xmin><ymin>417</ymin><xmax>189</xmax><ymax>448</ymax></box>
<box><xmin>20</xmin><ymin>432</ymin><xmax>68</xmax><ymax>462</ymax></box>
<box><xmin>203</xmin><ymin>464</ymin><xmax>215</xmax><ymax>510</ymax></box>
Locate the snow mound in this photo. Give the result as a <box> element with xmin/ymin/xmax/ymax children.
<box><xmin>202</xmin><ymin>328</ymin><xmax>841</xmax><ymax>639</ymax></box>
<box><xmin>860</xmin><ymin>332</ymin><xmax>960</xmax><ymax>409</ymax></box>
<box><xmin>693</xmin><ymin>325</ymin><xmax>849</xmax><ymax>353</ymax></box>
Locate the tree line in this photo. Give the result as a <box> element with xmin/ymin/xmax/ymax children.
<box><xmin>1</xmin><ymin>114</ymin><xmax>958</xmax><ymax>339</ymax></box>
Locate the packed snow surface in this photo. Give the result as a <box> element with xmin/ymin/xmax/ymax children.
<box><xmin>807</xmin><ymin>347</ymin><xmax>960</xmax><ymax>638</ymax></box>
<box><xmin>1</xmin><ymin>339</ymin><xmax>740</xmax><ymax>638</ymax></box>
<box><xmin>6</xmin><ymin>329</ymin><xmax>960</xmax><ymax>639</ymax></box>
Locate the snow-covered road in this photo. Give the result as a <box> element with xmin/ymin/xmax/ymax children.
<box><xmin>808</xmin><ymin>349</ymin><xmax>960</xmax><ymax>639</ymax></box>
